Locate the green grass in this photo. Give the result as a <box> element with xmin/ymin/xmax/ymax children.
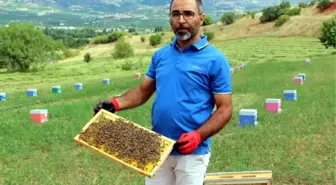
<box><xmin>212</xmin><ymin>36</ymin><xmax>335</xmax><ymax>66</ymax></box>
<box><xmin>0</xmin><ymin>36</ymin><xmax>335</xmax><ymax>185</ymax></box>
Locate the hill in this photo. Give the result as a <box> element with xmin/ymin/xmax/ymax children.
<box><xmin>58</xmin><ymin>5</ymin><xmax>335</xmax><ymax>64</ymax></box>
<box><xmin>201</xmin><ymin>5</ymin><xmax>335</xmax><ymax>41</ymax></box>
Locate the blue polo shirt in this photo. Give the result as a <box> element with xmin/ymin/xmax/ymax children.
<box><xmin>146</xmin><ymin>35</ymin><xmax>232</xmax><ymax>155</ymax></box>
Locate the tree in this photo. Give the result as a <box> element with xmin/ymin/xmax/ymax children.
<box><xmin>317</xmin><ymin>0</ymin><xmax>331</xmax><ymax>12</ymax></box>
<box><xmin>154</xmin><ymin>26</ymin><xmax>163</xmax><ymax>32</ymax></box>
<box><xmin>221</xmin><ymin>12</ymin><xmax>236</xmax><ymax>25</ymax></box>
<box><xmin>319</xmin><ymin>16</ymin><xmax>336</xmax><ymax>49</ymax></box>
<box><xmin>149</xmin><ymin>34</ymin><xmax>162</xmax><ymax>47</ymax></box>
<box><xmin>203</xmin><ymin>15</ymin><xmax>213</xmax><ymax>26</ymax></box>
<box><xmin>112</xmin><ymin>38</ymin><xmax>134</xmax><ymax>59</ymax></box>
<box><xmin>259</xmin><ymin>5</ymin><xmax>283</xmax><ymax>23</ymax></box>
<box><xmin>128</xmin><ymin>28</ymin><xmax>136</xmax><ymax>33</ymax></box>
<box><xmin>247</xmin><ymin>11</ymin><xmax>257</xmax><ymax>19</ymax></box>
<box><xmin>0</xmin><ymin>23</ymin><xmax>64</xmax><ymax>72</ymax></box>
<box><xmin>298</xmin><ymin>2</ymin><xmax>308</xmax><ymax>8</ymax></box>
<box><xmin>279</xmin><ymin>1</ymin><xmax>291</xmax><ymax>10</ymax></box>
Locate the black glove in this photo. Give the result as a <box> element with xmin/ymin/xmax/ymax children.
<box><xmin>93</xmin><ymin>100</ymin><xmax>116</xmax><ymax>115</ymax></box>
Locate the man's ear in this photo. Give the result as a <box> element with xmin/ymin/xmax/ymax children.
<box><xmin>199</xmin><ymin>13</ymin><xmax>205</xmax><ymax>25</ymax></box>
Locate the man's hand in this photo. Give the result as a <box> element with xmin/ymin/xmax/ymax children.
<box><xmin>176</xmin><ymin>130</ymin><xmax>202</xmax><ymax>154</ymax></box>
<box><xmin>93</xmin><ymin>98</ymin><xmax>120</xmax><ymax>115</ymax></box>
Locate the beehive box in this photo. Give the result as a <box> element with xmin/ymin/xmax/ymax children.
<box><xmin>74</xmin><ymin>109</ymin><xmax>176</xmax><ymax>178</ymax></box>
<box><xmin>204</xmin><ymin>170</ymin><xmax>272</xmax><ymax>185</ymax></box>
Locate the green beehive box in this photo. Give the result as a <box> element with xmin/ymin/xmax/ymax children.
<box><xmin>297</xmin><ymin>73</ymin><xmax>306</xmax><ymax>80</ymax></box>
<box><xmin>52</xmin><ymin>86</ymin><xmax>62</xmax><ymax>93</ymax></box>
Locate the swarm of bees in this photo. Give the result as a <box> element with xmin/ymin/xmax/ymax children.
<box><xmin>79</xmin><ymin>117</ymin><xmax>162</xmax><ymax>171</ymax></box>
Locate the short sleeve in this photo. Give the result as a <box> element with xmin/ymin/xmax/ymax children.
<box><xmin>210</xmin><ymin>54</ymin><xmax>232</xmax><ymax>94</ymax></box>
<box><xmin>145</xmin><ymin>52</ymin><xmax>157</xmax><ymax>80</ymax></box>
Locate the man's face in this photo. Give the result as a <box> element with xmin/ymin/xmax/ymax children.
<box><xmin>170</xmin><ymin>0</ymin><xmax>204</xmax><ymax>41</ymax></box>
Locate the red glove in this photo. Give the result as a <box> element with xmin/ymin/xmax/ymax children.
<box><xmin>176</xmin><ymin>130</ymin><xmax>202</xmax><ymax>154</ymax></box>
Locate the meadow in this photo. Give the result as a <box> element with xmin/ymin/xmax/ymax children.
<box><xmin>0</xmin><ymin>36</ymin><xmax>335</xmax><ymax>185</ymax></box>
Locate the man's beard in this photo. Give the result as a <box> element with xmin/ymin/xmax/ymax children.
<box><xmin>176</xmin><ymin>31</ymin><xmax>192</xmax><ymax>41</ymax></box>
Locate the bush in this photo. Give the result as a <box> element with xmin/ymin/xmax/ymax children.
<box><xmin>90</xmin><ymin>35</ymin><xmax>109</xmax><ymax>44</ymax></box>
<box><xmin>260</xmin><ymin>5</ymin><xmax>284</xmax><ymax>23</ymax></box>
<box><xmin>63</xmin><ymin>49</ymin><xmax>80</xmax><ymax>58</ymax></box>
<box><xmin>112</xmin><ymin>38</ymin><xmax>134</xmax><ymax>59</ymax></box>
<box><xmin>140</xmin><ymin>36</ymin><xmax>145</xmax><ymax>42</ymax></box>
<box><xmin>203</xmin><ymin>14</ymin><xmax>213</xmax><ymax>26</ymax></box>
<box><xmin>298</xmin><ymin>2</ymin><xmax>308</xmax><ymax>8</ymax></box>
<box><xmin>121</xmin><ymin>58</ymin><xmax>143</xmax><ymax>71</ymax></box>
<box><xmin>90</xmin><ymin>31</ymin><xmax>125</xmax><ymax>44</ymax></box>
<box><xmin>319</xmin><ymin>16</ymin><xmax>336</xmax><ymax>49</ymax></box>
<box><xmin>221</xmin><ymin>12</ymin><xmax>236</xmax><ymax>25</ymax></box>
<box><xmin>149</xmin><ymin>34</ymin><xmax>162</xmax><ymax>47</ymax></box>
<box><xmin>0</xmin><ymin>59</ymin><xmax>6</xmax><ymax>69</ymax></box>
<box><xmin>204</xmin><ymin>31</ymin><xmax>215</xmax><ymax>41</ymax></box>
<box><xmin>309</xmin><ymin>0</ymin><xmax>317</xmax><ymax>6</ymax></box>
<box><xmin>317</xmin><ymin>0</ymin><xmax>331</xmax><ymax>11</ymax></box>
<box><xmin>84</xmin><ymin>53</ymin><xmax>91</xmax><ymax>63</ymax></box>
<box><xmin>247</xmin><ymin>11</ymin><xmax>257</xmax><ymax>19</ymax></box>
<box><xmin>121</xmin><ymin>59</ymin><xmax>133</xmax><ymax>71</ymax></box>
<box><xmin>108</xmin><ymin>31</ymin><xmax>125</xmax><ymax>43</ymax></box>
<box><xmin>285</xmin><ymin>7</ymin><xmax>301</xmax><ymax>16</ymax></box>
<box><xmin>275</xmin><ymin>15</ymin><xmax>290</xmax><ymax>27</ymax></box>
<box><xmin>279</xmin><ymin>1</ymin><xmax>291</xmax><ymax>10</ymax></box>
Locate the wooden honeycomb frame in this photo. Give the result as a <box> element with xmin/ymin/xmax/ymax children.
<box><xmin>74</xmin><ymin>109</ymin><xmax>176</xmax><ymax>178</ymax></box>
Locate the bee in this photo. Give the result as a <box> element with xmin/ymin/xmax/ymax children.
<box><xmin>79</xmin><ymin>116</ymin><xmax>162</xmax><ymax>171</ymax></box>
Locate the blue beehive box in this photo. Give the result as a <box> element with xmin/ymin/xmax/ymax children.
<box><xmin>0</xmin><ymin>92</ymin><xmax>6</xmax><ymax>101</ymax></box>
<box><xmin>27</xmin><ymin>89</ymin><xmax>37</xmax><ymax>97</ymax></box>
<box><xmin>74</xmin><ymin>83</ymin><xmax>83</xmax><ymax>90</ymax></box>
<box><xmin>239</xmin><ymin>109</ymin><xmax>258</xmax><ymax>127</ymax></box>
<box><xmin>103</xmin><ymin>78</ymin><xmax>110</xmax><ymax>85</ymax></box>
<box><xmin>284</xmin><ymin>90</ymin><xmax>297</xmax><ymax>101</ymax></box>
<box><xmin>297</xmin><ymin>73</ymin><xmax>306</xmax><ymax>80</ymax></box>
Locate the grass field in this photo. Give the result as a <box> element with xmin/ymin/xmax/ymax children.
<box><xmin>0</xmin><ymin>36</ymin><xmax>335</xmax><ymax>185</ymax></box>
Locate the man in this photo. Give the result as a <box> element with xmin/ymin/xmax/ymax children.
<box><xmin>93</xmin><ymin>0</ymin><xmax>232</xmax><ymax>184</ymax></box>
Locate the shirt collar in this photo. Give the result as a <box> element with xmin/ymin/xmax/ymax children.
<box><xmin>171</xmin><ymin>34</ymin><xmax>209</xmax><ymax>51</ymax></box>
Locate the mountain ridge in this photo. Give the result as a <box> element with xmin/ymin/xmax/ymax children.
<box><xmin>1</xmin><ymin>0</ymin><xmax>311</xmax><ymax>12</ymax></box>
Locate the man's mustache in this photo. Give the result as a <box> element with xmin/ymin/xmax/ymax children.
<box><xmin>176</xmin><ymin>27</ymin><xmax>190</xmax><ymax>31</ymax></box>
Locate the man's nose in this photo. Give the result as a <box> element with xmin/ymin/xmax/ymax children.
<box><xmin>178</xmin><ymin>14</ymin><xmax>186</xmax><ymax>23</ymax></box>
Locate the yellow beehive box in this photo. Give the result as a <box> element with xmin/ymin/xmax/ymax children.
<box><xmin>204</xmin><ymin>170</ymin><xmax>272</xmax><ymax>185</ymax></box>
<box><xmin>74</xmin><ymin>109</ymin><xmax>176</xmax><ymax>178</ymax></box>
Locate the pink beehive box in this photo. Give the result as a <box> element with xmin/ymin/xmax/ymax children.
<box><xmin>30</xmin><ymin>109</ymin><xmax>48</xmax><ymax>124</ymax></box>
<box><xmin>293</xmin><ymin>76</ymin><xmax>304</xmax><ymax>84</ymax></box>
<box><xmin>265</xmin><ymin>98</ymin><xmax>281</xmax><ymax>113</ymax></box>
<box><xmin>135</xmin><ymin>72</ymin><xmax>141</xmax><ymax>79</ymax></box>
